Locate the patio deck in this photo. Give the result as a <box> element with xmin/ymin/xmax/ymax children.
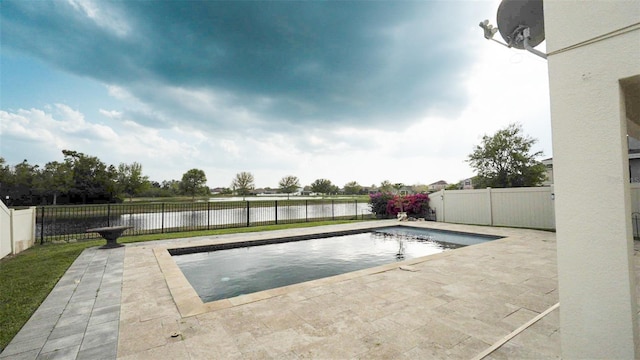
<box><xmin>2</xmin><ymin>221</ymin><xmax>586</xmax><ymax>359</ymax></box>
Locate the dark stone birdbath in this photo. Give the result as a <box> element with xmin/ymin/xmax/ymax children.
<box><xmin>86</xmin><ymin>226</ymin><xmax>132</xmax><ymax>249</ymax></box>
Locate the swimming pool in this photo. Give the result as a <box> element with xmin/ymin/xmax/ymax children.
<box><xmin>171</xmin><ymin>226</ymin><xmax>502</xmax><ymax>302</ymax></box>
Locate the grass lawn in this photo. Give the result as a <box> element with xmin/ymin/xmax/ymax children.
<box><xmin>0</xmin><ymin>219</ymin><xmax>369</xmax><ymax>351</ymax></box>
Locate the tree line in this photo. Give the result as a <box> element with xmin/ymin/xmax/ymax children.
<box><xmin>0</xmin><ymin>150</ymin><xmax>211</xmax><ymax>206</ymax></box>
<box><xmin>0</xmin><ymin>150</ymin><xmax>385</xmax><ymax>206</ymax></box>
<box><xmin>1</xmin><ymin>124</ymin><xmax>544</xmax><ymax>206</ymax></box>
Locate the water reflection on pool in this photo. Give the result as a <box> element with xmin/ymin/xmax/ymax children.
<box><xmin>172</xmin><ymin>226</ymin><xmax>502</xmax><ymax>302</ymax></box>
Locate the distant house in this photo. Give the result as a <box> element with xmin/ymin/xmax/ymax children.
<box><xmin>459</xmin><ymin>178</ymin><xmax>473</xmax><ymax>190</ymax></box>
<box><xmin>362</xmin><ymin>186</ymin><xmax>377</xmax><ymax>195</ymax></box>
<box><xmin>210</xmin><ymin>187</ymin><xmax>228</xmax><ymax>195</ymax></box>
<box><xmin>253</xmin><ymin>188</ymin><xmax>280</xmax><ymax>195</ymax></box>
<box><xmin>428</xmin><ymin>180</ymin><xmax>448</xmax><ymax>192</ymax></box>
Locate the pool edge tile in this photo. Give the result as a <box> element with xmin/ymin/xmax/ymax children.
<box><xmin>152</xmin><ymin>222</ymin><xmax>516</xmax><ymax>319</ymax></box>
<box><xmin>153</xmin><ymin>247</ymin><xmax>207</xmax><ymax>318</ymax></box>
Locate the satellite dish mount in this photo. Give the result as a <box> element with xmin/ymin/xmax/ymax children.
<box><xmin>479</xmin><ymin>0</ymin><xmax>547</xmax><ymax>59</ymax></box>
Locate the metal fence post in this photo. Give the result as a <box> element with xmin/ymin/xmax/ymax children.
<box><xmin>40</xmin><ymin>206</ymin><xmax>45</xmax><ymax>244</ymax></box>
<box><xmin>161</xmin><ymin>203</ymin><xmax>165</xmax><ymax>233</ymax></box>
<box><xmin>305</xmin><ymin>200</ymin><xmax>308</xmax><ymax>222</ymax></box>
<box><xmin>332</xmin><ymin>200</ymin><xmax>335</xmax><ymax>220</ymax></box>
<box><xmin>246</xmin><ymin>201</ymin><xmax>250</xmax><ymax>227</ymax></box>
<box><xmin>207</xmin><ymin>202</ymin><xmax>211</xmax><ymax>230</ymax></box>
<box><xmin>107</xmin><ymin>203</ymin><xmax>111</xmax><ymax>227</ymax></box>
<box><xmin>275</xmin><ymin>201</ymin><xmax>278</xmax><ymax>225</ymax></box>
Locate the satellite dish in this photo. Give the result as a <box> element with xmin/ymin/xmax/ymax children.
<box><xmin>496</xmin><ymin>0</ymin><xmax>545</xmax><ymax>50</ymax></box>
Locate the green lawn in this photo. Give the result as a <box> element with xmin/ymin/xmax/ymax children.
<box><xmin>0</xmin><ymin>219</ymin><xmax>369</xmax><ymax>351</ymax></box>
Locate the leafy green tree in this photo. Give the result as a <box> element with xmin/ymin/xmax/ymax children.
<box><xmin>4</xmin><ymin>160</ymin><xmax>39</xmax><ymax>204</ymax></box>
<box><xmin>379</xmin><ymin>180</ymin><xmax>394</xmax><ymax>193</ymax></box>
<box><xmin>412</xmin><ymin>184</ymin><xmax>429</xmax><ymax>193</ymax></box>
<box><xmin>138</xmin><ymin>180</ymin><xmax>164</xmax><ymax>198</ymax></box>
<box><xmin>180</xmin><ymin>169</ymin><xmax>209</xmax><ymax>200</ymax></box>
<box><xmin>310</xmin><ymin>179</ymin><xmax>335</xmax><ymax>195</ymax></box>
<box><xmin>343</xmin><ymin>181</ymin><xmax>362</xmax><ymax>195</ymax></box>
<box><xmin>0</xmin><ymin>158</ymin><xmax>9</xmax><ymax>180</ymax></box>
<box><xmin>445</xmin><ymin>183</ymin><xmax>460</xmax><ymax>190</ymax></box>
<box><xmin>63</xmin><ymin>150</ymin><xmax>115</xmax><ymax>204</ymax></box>
<box><xmin>279</xmin><ymin>175</ymin><xmax>300</xmax><ymax>199</ymax></box>
<box><xmin>0</xmin><ymin>158</ymin><xmax>11</xmax><ymax>203</ymax></box>
<box><xmin>116</xmin><ymin>162</ymin><xmax>150</xmax><ymax>201</ymax></box>
<box><xmin>36</xmin><ymin>161</ymin><xmax>73</xmax><ymax>205</ymax></box>
<box><xmin>106</xmin><ymin>164</ymin><xmax>123</xmax><ymax>200</ymax></box>
<box><xmin>232</xmin><ymin>172</ymin><xmax>255</xmax><ymax>200</ymax></box>
<box><xmin>14</xmin><ymin>160</ymin><xmax>39</xmax><ymax>189</ymax></box>
<box><xmin>0</xmin><ymin>156</ymin><xmax>13</xmax><ymax>205</ymax></box>
<box><xmin>467</xmin><ymin>123</ymin><xmax>546</xmax><ymax>188</ymax></box>
<box><xmin>161</xmin><ymin>180</ymin><xmax>181</xmax><ymax>196</ymax></box>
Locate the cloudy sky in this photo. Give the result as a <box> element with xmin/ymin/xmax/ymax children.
<box><xmin>0</xmin><ymin>0</ymin><xmax>551</xmax><ymax>189</ymax></box>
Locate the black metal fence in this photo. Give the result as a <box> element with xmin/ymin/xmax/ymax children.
<box><xmin>36</xmin><ymin>199</ymin><xmax>374</xmax><ymax>243</ymax></box>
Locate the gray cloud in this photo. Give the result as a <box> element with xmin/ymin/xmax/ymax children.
<box><xmin>1</xmin><ymin>0</ymin><xmax>484</xmax><ymax>131</ymax></box>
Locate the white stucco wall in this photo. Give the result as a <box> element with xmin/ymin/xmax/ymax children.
<box><xmin>545</xmin><ymin>0</ymin><xmax>640</xmax><ymax>357</ymax></box>
<box><xmin>545</xmin><ymin>1</ymin><xmax>639</xmax><ymax>55</ymax></box>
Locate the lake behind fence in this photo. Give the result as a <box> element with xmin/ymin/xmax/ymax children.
<box><xmin>36</xmin><ymin>199</ymin><xmax>373</xmax><ymax>243</ymax></box>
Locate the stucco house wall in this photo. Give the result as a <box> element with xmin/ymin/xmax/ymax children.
<box><xmin>544</xmin><ymin>0</ymin><xmax>640</xmax><ymax>357</ymax></box>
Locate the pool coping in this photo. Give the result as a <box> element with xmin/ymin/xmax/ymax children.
<box><xmin>153</xmin><ymin>221</ymin><xmax>515</xmax><ymax>318</ymax></box>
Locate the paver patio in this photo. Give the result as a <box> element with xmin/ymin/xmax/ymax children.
<box><xmin>117</xmin><ymin>221</ymin><xmax>562</xmax><ymax>359</ymax></box>
<box><xmin>7</xmin><ymin>220</ymin><xmax>622</xmax><ymax>359</ymax></box>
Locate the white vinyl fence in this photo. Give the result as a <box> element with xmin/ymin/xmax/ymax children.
<box><xmin>429</xmin><ymin>187</ymin><xmax>555</xmax><ymax>230</ymax></box>
<box><xmin>430</xmin><ymin>184</ymin><xmax>640</xmax><ymax>235</ymax></box>
<box><xmin>0</xmin><ymin>201</ymin><xmax>36</xmax><ymax>259</ymax></box>
<box><xmin>1</xmin><ymin>203</ymin><xmax>9</xmax><ymax>259</ymax></box>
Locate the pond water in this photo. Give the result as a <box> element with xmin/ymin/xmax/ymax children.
<box><xmin>37</xmin><ymin>202</ymin><xmax>371</xmax><ymax>238</ymax></box>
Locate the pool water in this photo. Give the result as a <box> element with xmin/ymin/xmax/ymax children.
<box><xmin>377</xmin><ymin>226</ymin><xmax>502</xmax><ymax>246</ymax></box>
<box><xmin>172</xmin><ymin>226</ymin><xmax>501</xmax><ymax>302</ymax></box>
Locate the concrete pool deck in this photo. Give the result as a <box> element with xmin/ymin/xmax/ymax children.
<box><xmin>3</xmin><ymin>220</ymin><xmax>595</xmax><ymax>359</ymax></box>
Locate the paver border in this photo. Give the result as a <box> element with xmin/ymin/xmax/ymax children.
<box><xmin>154</xmin><ymin>221</ymin><xmax>515</xmax><ymax>317</ymax></box>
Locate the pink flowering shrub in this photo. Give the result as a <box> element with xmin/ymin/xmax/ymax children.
<box><xmin>369</xmin><ymin>192</ymin><xmax>395</xmax><ymax>218</ymax></box>
<box><xmin>369</xmin><ymin>192</ymin><xmax>429</xmax><ymax>218</ymax></box>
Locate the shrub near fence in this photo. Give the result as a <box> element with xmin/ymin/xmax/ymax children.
<box><xmin>36</xmin><ymin>199</ymin><xmax>373</xmax><ymax>243</ymax></box>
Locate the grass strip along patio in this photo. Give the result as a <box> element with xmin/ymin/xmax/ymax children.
<box><xmin>0</xmin><ymin>219</ymin><xmax>363</xmax><ymax>351</ymax></box>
